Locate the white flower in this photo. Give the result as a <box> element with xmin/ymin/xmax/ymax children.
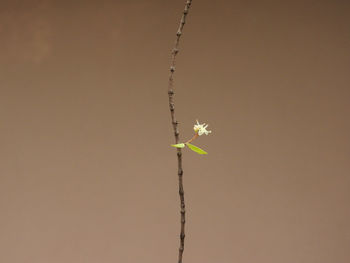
<box><xmin>193</xmin><ymin>120</ymin><xmax>212</xmax><ymax>136</ymax></box>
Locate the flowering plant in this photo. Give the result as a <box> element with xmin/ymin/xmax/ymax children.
<box><xmin>171</xmin><ymin>120</ymin><xmax>211</xmax><ymax>154</ymax></box>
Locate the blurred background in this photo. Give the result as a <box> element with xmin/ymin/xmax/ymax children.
<box><xmin>1</xmin><ymin>0</ymin><xmax>349</xmax><ymax>262</ymax></box>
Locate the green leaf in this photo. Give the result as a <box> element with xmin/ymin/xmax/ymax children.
<box><xmin>171</xmin><ymin>143</ymin><xmax>185</xmax><ymax>148</ymax></box>
<box><xmin>186</xmin><ymin>143</ymin><xmax>208</xmax><ymax>155</ymax></box>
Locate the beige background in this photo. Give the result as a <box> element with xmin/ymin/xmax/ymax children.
<box><xmin>1</xmin><ymin>1</ymin><xmax>350</xmax><ymax>262</ymax></box>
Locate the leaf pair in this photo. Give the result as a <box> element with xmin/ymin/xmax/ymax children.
<box><xmin>171</xmin><ymin>143</ymin><xmax>208</xmax><ymax>155</ymax></box>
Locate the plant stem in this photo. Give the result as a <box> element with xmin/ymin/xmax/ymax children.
<box><xmin>185</xmin><ymin>133</ymin><xmax>199</xmax><ymax>144</ymax></box>
<box><xmin>167</xmin><ymin>1</ymin><xmax>193</xmax><ymax>262</ymax></box>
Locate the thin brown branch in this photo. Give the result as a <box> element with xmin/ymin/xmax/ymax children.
<box><xmin>167</xmin><ymin>1</ymin><xmax>193</xmax><ymax>263</ymax></box>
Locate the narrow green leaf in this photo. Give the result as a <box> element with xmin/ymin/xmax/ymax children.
<box><xmin>171</xmin><ymin>143</ymin><xmax>185</xmax><ymax>148</ymax></box>
<box><xmin>186</xmin><ymin>143</ymin><xmax>208</xmax><ymax>154</ymax></box>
